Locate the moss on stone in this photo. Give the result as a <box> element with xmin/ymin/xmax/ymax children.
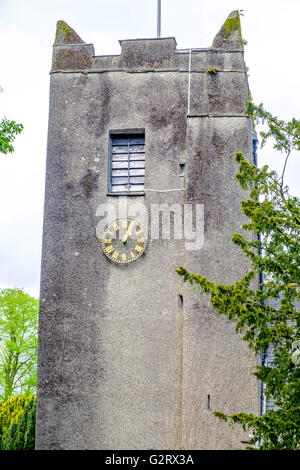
<box><xmin>222</xmin><ymin>14</ymin><xmax>243</xmax><ymax>44</ymax></box>
<box><xmin>54</xmin><ymin>20</ymin><xmax>84</xmax><ymax>44</ymax></box>
<box><xmin>212</xmin><ymin>11</ymin><xmax>243</xmax><ymax>50</ymax></box>
<box><xmin>53</xmin><ymin>47</ymin><xmax>91</xmax><ymax>70</ymax></box>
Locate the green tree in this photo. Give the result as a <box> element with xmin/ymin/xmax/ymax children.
<box><xmin>0</xmin><ymin>394</ymin><xmax>36</xmax><ymax>450</ymax></box>
<box><xmin>0</xmin><ymin>86</ymin><xmax>23</xmax><ymax>155</ymax></box>
<box><xmin>177</xmin><ymin>101</ymin><xmax>300</xmax><ymax>449</ymax></box>
<box><xmin>0</xmin><ymin>118</ymin><xmax>23</xmax><ymax>155</ymax></box>
<box><xmin>0</xmin><ymin>394</ymin><xmax>26</xmax><ymax>445</ymax></box>
<box><xmin>23</xmin><ymin>395</ymin><xmax>36</xmax><ymax>450</ymax></box>
<box><xmin>0</xmin><ymin>289</ymin><xmax>39</xmax><ymax>401</ymax></box>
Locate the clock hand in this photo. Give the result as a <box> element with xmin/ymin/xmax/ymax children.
<box><xmin>122</xmin><ymin>221</ymin><xmax>134</xmax><ymax>243</ymax></box>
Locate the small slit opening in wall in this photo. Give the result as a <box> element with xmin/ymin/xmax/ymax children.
<box><xmin>207</xmin><ymin>394</ymin><xmax>211</xmax><ymax>411</ymax></box>
<box><xmin>178</xmin><ymin>295</ymin><xmax>183</xmax><ymax>308</ymax></box>
<box><xmin>179</xmin><ymin>163</ymin><xmax>185</xmax><ymax>176</ymax></box>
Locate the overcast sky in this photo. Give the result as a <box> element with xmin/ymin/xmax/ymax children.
<box><xmin>0</xmin><ymin>0</ymin><xmax>299</xmax><ymax>298</ymax></box>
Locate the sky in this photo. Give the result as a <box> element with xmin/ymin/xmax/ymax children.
<box><xmin>0</xmin><ymin>0</ymin><xmax>299</xmax><ymax>298</ymax></box>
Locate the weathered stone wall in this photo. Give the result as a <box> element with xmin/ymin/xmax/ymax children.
<box><xmin>36</xmin><ymin>11</ymin><xmax>259</xmax><ymax>450</ymax></box>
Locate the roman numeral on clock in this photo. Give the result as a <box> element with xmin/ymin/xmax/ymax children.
<box><xmin>102</xmin><ymin>219</ymin><xmax>147</xmax><ymax>264</ymax></box>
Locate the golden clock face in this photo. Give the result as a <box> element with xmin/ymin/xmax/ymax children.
<box><xmin>101</xmin><ymin>218</ymin><xmax>147</xmax><ymax>264</ymax></box>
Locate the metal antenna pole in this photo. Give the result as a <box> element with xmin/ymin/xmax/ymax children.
<box><xmin>157</xmin><ymin>0</ymin><xmax>161</xmax><ymax>37</ymax></box>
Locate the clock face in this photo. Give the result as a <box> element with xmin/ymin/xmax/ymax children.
<box><xmin>101</xmin><ymin>218</ymin><xmax>147</xmax><ymax>264</ymax></box>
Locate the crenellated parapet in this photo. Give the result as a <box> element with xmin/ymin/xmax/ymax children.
<box><xmin>51</xmin><ymin>11</ymin><xmax>245</xmax><ymax>73</ymax></box>
<box><xmin>52</xmin><ymin>20</ymin><xmax>95</xmax><ymax>72</ymax></box>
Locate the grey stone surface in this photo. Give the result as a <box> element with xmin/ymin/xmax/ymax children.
<box><xmin>182</xmin><ymin>117</ymin><xmax>259</xmax><ymax>449</ymax></box>
<box><xmin>91</xmin><ymin>49</ymin><xmax>246</xmax><ymax>73</ymax></box>
<box><xmin>52</xmin><ymin>44</ymin><xmax>95</xmax><ymax>72</ymax></box>
<box><xmin>120</xmin><ymin>37</ymin><xmax>177</xmax><ymax>69</ymax></box>
<box><xmin>36</xmin><ymin>11</ymin><xmax>259</xmax><ymax>449</ymax></box>
<box><xmin>212</xmin><ymin>10</ymin><xmax>244</xmax><ymax>51</ymax></box>
<box><xmin>54</xmin><ymin>20</ymin><xmax>85</xmax><ymax>45</ymax></box>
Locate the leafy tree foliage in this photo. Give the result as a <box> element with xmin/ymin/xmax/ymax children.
<box><xmin>0</xmin><ymin>87</ymin><xmax>23</xmax><ymax>155</ymax></box>
<box><xmin>0</xmin><ymin>394</ymin><xmax>25</xmax><ymax>445</ymax></box>
<box><xmin>177</xmin><ymin>101</ymin><xmax>300</xmax><ymax>449</ymax></box>
<box><xmin>0</xmin><ymin>289</ymin><xmax>39</xmax><ymax>401</ymax></box>
<box><xmin>0</xmin><ymin>118</ymin><xmax>23</xmax><ymax>155</ymax></box>
<box><xmin>22</xmin><ymin>395</ymin><xmax>36</xmax><ymax>450</ymax></box>
<box><xmin>0</xmin><ymin>394</ymin><xmax>35</xmax><ymax>450</ymax></box>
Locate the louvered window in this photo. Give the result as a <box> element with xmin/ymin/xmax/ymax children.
<box><xmin>109</xmin><ymin>134</ymin><xmax>145</xmax><ymax>193</ymax></box>
<box><xmin>261</xmin><ymin>346</ymin><xmax>276</xmax><ymax>413</ymax></box>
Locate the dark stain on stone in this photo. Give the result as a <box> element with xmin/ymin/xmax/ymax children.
<box><xmin>148</xmin><ymin>79</ymin><xmax>187</xmax><ymax>153</ymax></box>
<box><xmin>206</xmin><ymin>74</ymin><xmax>224</xmax><ymax>112</ymax></box>
<box><xmin>65</xmin><ymin>182</ymin><xmax>73</xmax><ymax>190</ymax></box>
<box><xmin>87</xmin><ymin>81</ymin><xmax>111</xmax><ymax>137</ymax></box>
<box><xmin>79</xmin><ymin>74</ymin><xmax>88</xmax><ymax>86</ymax></box>
<box><xmin>120</xmin><ymin>38</ymin><xmax>176</xmax><ymax>69</ymax></box>
<box><xmin>53</xmin><ymin>47</ymin><xmax>92</xmax><ymax>71</ymax></box>
<box><xmin>80</xmin><ymin>169</ymin><xmax>99</xmax><ymax>198</ymax></box>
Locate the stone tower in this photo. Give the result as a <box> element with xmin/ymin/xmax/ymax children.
<box><xmin>36</xmin><ymin>11</ymin><xmax>259</xmax><ymax>450</ymax></box>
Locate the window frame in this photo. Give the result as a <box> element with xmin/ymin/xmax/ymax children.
<box><xmin>108</xmin><ymin>129</ymin><xmax>145</xmax><ymax>196</ymax></box>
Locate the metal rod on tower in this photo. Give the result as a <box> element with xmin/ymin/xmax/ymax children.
<box><xmin>157</xmin><ymin>0</ymin><xmax>161</xmax><ymax>37</ymax></box>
